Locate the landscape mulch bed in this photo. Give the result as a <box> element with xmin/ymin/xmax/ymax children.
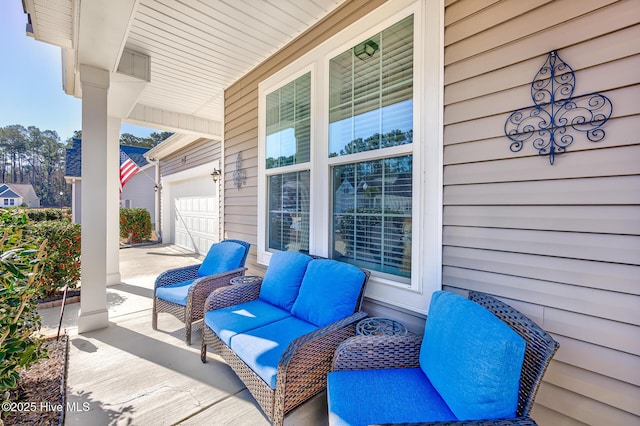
<box><xmin>1</xmin><ymin>337</ymin><xmax>68</xmax><ymax>426</ymax></box>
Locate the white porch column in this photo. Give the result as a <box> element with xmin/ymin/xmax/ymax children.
<box><xmin>106</xmin><ymin>117</ymin><xmax>122</xmax><ymax>286</ymax></box>
<box><xmin>78</xmin><ymin>65</ymin><xmax>110</xmax><ymax>333</ymax></box>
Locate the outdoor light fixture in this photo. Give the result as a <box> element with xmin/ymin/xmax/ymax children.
<box><xmin>354</xmin><ymin>39</ymin><xmax>378</xmax><ymax>60</ymax></box>
<box><xmin>211</xmin><ymin>168</ymin><xmax>221</xmax><ymax>182</ymax></box>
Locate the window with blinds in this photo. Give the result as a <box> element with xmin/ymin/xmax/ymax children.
<box><xmin>333</xmin><ymin>156</ymin><xmax>412</xmax><ymax>278</ymax></box>
<box><xmin>266</xmin><ymin>72</ymin><xmax>311</xmax><ymax>168</ymax></box>
<box><xmin>265</xmin><ymin>72</ymin><xmax>311</xmax><ymax>253</ymax></box>
<box><xmin>268</xmin><ymin>171</ymin><xmax>310</xmax><ymax>253</ymax></box>
<box><xmin>329</xmin><ymin>15</ymin><xmax>414</xmax><ymax>280</ymax></box>
<box><xmin>329</xmin><ymin>16</ymin><xmax>413</xmax><ymax>157</ymax></box>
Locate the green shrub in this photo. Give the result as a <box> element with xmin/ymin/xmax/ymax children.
<box><xmin>120</xmin><ymin>208</ymin><xmax>152</xmax><ymax>243</ymax></box>
<box><xmin>0</xmin><ymin>209</ymin><xmax>47</xmax><ymax>395</ymax></box>
<box><xmin>31</xmin><ymin>221</ymin><xmax>81</xmax><ymax>298</ymax></box>
<box><xmin>26</xmin><ymin>208</ymin><xmax>68</xmax><ymax>222</ymax></box>
<box><xmin>2</xmin><ymin>208</ymin><xmax>81</xmax><ymax>299</ymax></box>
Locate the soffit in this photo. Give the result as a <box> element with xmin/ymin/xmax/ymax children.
<box><xmin>23</xmin><ymin>0</ymin><xmax>348</xmax><ymax>126</ymax></box>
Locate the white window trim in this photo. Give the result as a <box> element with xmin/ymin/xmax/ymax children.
<box><xmin>257</xmin><ymin>0</ymin><xmax>443</xmax><ymax>314</ymax></box>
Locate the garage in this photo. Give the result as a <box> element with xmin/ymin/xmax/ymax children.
<box><xmin>161</xmin><ymin>163</ymin><xmax>220</xmax><ymax>255</ymax></box>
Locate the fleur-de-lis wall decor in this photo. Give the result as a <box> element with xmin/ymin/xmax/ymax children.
<box><xmin>504</xmin><ymin>50</ymin><xmax>613</xmax><ymax>165</ymax></box>
<box><xmin>233</xmin><ymin>152</ymin><xmax>246</xmax><ymax>189</ymax></box>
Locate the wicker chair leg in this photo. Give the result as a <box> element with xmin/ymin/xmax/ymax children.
<box><xmin>185</xmin><ymin>321</ymin><xmax>192</xmax><ymax>346</ymax></box>
<box><xmin>201</xmin><ymin>342</ymin><xmax>207</xmax><ymax>363</ymax></box>
<box><xmin>201</xmin><ymin>329</ymin><xmax>209</xmax><ymax>363</ymax></box>
<box><xmin>151</xmin><ymin>301</ymin><xmax>158</xmax><ymax>330</ymax></box>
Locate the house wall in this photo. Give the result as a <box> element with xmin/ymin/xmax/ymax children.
<box><xmin>159</xmin><ymin>138</ymin><xmax>223</xmax><ymax>243</ymax></box>
<box><xmin>441</xmin><ymin>0</ymin><xmax>639</xmax><ymax>424</ymax></box>
<box><xmin>120</xmin><ymin>165</ymin><xmax>156</xmax><ymax>224</ymax></box>
<box><xmin>222</xmin><ymin>0</ymin><xmax>639</xmax><ymax>424</ymax></box>
<box><xmin>223</xmin><ymin>0</ymin><xmax>386</xmax><ymax>273</ymax></box>
<box><xmin>159</xmin><ymin>138</ymin><xmax>221</xmax><ymax>176</ymax></box>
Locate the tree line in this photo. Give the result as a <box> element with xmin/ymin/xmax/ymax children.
<box><xmin>0</xmin><ymin>125</ymin><xmax>172</xmax><ymax>208</ymax></box>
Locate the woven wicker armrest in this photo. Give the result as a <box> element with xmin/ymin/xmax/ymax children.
<box><xmin>332</xmin><ymin>332</ymin><xmax>423</xmax><ymax>372</ymax></box>
<box><xmin>189</xmin><ymin>267</ymin><xmax>247</xmax><ymax>299</ymax></box>
<box><xmin>204</xmin><ymin>276</ymin><xmax>263</xmax><ymax>311</ymax></box>
<box><xmin>154</xmin><ymin>264</ymin><xmax>200</xmax><ymax>289</ymax></box>
<box><xmin>273</xmin><ymin>311</ymin><xmax>368</xmax><ymax>417</ymax></box>
<box><xmin>189</xmin><ymin>266</ymin><xmax>246</xmax><ymax>307</ymax></box>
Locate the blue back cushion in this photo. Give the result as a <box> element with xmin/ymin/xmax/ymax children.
<box><xmin>291</xmin><ymin>259</ymin><xmax>365</xmax><ymax>327</ymax></box>
<box><xmin>420</xmin><ymin>291</ymin><xmax>526</xmax><ymax>420</ymax></box>
<box><xmin>258</xmin><ymin>251</ymin><xmax>313</xmax><ymax>311</ymax></box>
<box><xmin>197</xmin><ymin>241</ymin><xmax>247</xmax><ymax>277</ymax></box>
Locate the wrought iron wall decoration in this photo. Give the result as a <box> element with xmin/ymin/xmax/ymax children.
<box><xmin>504</xmin><ymin>50</ymin><xmax>612</xmax><ymax>165</ymax></box>
<box><xmin>233</xmin><ymin>152</ymin><xmax>246</xmax><ymax>189</ymax></box>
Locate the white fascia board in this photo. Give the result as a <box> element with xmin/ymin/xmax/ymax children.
<box><xmin>126</xmin><ymin>104</ymin><xmax>223</xmax><ymax>140</ymax></box>
<box><xmin>143</xmin><ymin>133</ymin><xmax>201</xmax><ymax>161</ymax></box>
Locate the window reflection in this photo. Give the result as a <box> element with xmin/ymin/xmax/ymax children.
<box><xmin>268</xmin><ymin>171</ymin><xmax>310</xmax><ymax>253</ymax></box>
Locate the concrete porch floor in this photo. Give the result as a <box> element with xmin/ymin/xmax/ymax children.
<box><xmin>38</xmin><ymin>244</ymin><xmax>327</xmax><ymax>425</ymax></box>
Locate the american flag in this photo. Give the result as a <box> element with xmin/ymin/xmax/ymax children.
<box><xmin>119</xmin><ymin>149</ymin><xmax>140</xmax><ymax>191</ymax></box>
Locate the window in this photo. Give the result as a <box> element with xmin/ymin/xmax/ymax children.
<box><xmin>329</xmin><ymin>16</ymin><xmax>414</xmax><ymax>281</ymax></box>
<box><xmin>264</xmin><ymin>72</ymin><xmax>312</xmax><ymax>253</ymax></box>
<box><xmin>3</xmin><ymin>199</ymin><xmax>8</xmax><ymax>206</ymax></box>
<box><xmin>258</xmin><ymin>0</ymin><xmax>443</xmax><ymax>313</ymax></box>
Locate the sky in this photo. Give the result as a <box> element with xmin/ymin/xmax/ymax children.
<box><xmin>0</xmin><ymin>1</ymin><xmax>157</xmax><ymax>142</ymax></box>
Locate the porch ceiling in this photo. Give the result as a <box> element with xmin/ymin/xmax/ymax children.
<box><xmin>23</xmin><ymin>0</ymin><xmax>347</xmax><ymax>135</ymax></box>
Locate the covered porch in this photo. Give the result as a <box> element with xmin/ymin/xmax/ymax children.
<box><xmin>39</xmin><ymin>243</ymin><xmax>325</xmax><ymax>425</ymax></box>
<box><xmin>21</xmin><ymin>0</ymin><xmax>640</xmax><ymax>424</ymax></box>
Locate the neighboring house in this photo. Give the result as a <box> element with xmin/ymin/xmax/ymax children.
<box><xmin>0</xmin><ymin>183</ymin><xmax>40</xmax><ymax>208</ymax></box>
<box><xmin>22</xmin><ymin>1</ymin><xmax>639</xmax><ymax>424</ymax></box>
<box><xmin>144</xmin><ymin>135</ymin><xmax>222</xmax><ymax>254</ymax></box>
<box><xmin>65</xmin><ymin>138</ymin><xmax>155</xmax><ymax>225</ymax></box>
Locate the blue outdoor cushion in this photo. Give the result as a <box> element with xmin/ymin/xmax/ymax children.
<box><xmin>328</xmin><ymin>368</ymin><xmax>457</xmax><ymax>426</ymax></box>
<box><xmin>420</xmin><ymin>291</ymin><xmax>526</xmax><ymax>420</ymax></box>
<box><xmin>204</xmin><ymin>299</ymin><xmax>291</xmax><ymax>346</ymax></box>
<box><xmin>258</xmin><ymin>251</ymin><xmax>313</xmax><ymax>311</ymax></box>
<box><xmin>197</xmin><ymin>241</ymin><xmax>247</xmax><ymax>277</ymax></box>
<box><xmin>291</xmin><ymin>259</ymin><xmax>365</xmax><ymax>327</ymax></box>
<box><xmin>155</xmin><ymin>279</ymin><xmax>195</xmax><ymax>306</ymax></box>
<box><xmin>229</xmin><ymin>316</ymin><xmax>318</xmax><ymax>389</ymax></box>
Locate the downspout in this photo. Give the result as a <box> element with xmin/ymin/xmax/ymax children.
<box><xmin>149</xmin><ymin>158</ymin><xmax>162</xmax><ymax>243</ymax></box>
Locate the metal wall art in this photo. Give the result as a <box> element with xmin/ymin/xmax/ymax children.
<box><xmin>233</xmin><ymin>152</ymin><xmax>246</xmax><ymax>189</ymax></box>
<box><xmin>504</xmin><ymin>50</ymin><xmax>612</xmax><ymax>165</ymax></box>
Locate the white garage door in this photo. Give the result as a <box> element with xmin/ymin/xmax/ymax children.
<box><xmin>169</xmin><ymin>175</ymin><xmax>219</xmax><ymax>254</ymax></box>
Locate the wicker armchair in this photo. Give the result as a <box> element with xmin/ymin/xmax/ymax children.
<box><xmin>329</xmin><ymin>291</ymin><xmax>560</xmax><ymax>426</ymax></box>
<box><xmin>152</xmin><ymin>239</ymin><xmax>250</xmax><ymax>345</ymax></box>
<box><xmin>201</xmin><ymin>253</ymin><xmax>370</xmax><ymax>425</ymax></box>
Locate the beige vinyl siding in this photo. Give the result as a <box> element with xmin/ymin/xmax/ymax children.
<box><xmin>159</xmin><ymin>138</ymin><xmax>221</xmax><ymax>176</ymax></box>
<box><xmin>443</xmin><ymin>0</ymin><xmax>640</xmax><ymax>425</ymax></box>
<box><xmin>222</xmin><ymin>0</ymin><xmax>639</xmax><ymax>423</ymax></box>
<box><xmin>223</xmin><ymin>0</ymin><xmax>387</xmax><ymax>275</ymax></box>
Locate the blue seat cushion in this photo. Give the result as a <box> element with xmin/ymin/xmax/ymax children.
<box><xmin>291</xmin><ymin>259</ymin><xmax>365</xmax><ymax>327</ymax></box>
<box><xmin>229</xmin><ymin>316</ymin><xmax>318</xmax><ymax>389</ymax></box>
<box><xmin>198</xmin><ymin>241</ymin><xmax>247</xmax><ymax>277</ymax></box>
<box><xmin>420</xmin><ymin>291</ymin><xmax>526</xmax><ymax>420</ymax></box>
<box><xmin>155</xmin><ymin>279</ymin><xmax>195</xmax><ymax>306</ymax></box>
<box><xmin>258</xmin><ymin>251</ymin><xmax>313</xmax><ymax>311</ymax></box>
<box><xmin>327</xmin><ymin>368</ymin><xmax>457</xmax><ymax>426</ymax></box>
<box><xmin>204</xmin><ymin>299</ymin><xmax>291</xmax><ymax>346</ymax></box>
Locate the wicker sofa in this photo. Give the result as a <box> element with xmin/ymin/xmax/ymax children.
<box><xmin>152</xmin><ymin>239</ymin><xmax>250</xmax><ymax>345</ymax></box>
<box><xmin>200</xmin><ymin>251</ymin><xmax>370</xmax><ymax>425</ymax></box>
<box><xmin>327</xmin><ymin>291</ymin><xmax>559</xmax><ymax>426</ymax></box>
